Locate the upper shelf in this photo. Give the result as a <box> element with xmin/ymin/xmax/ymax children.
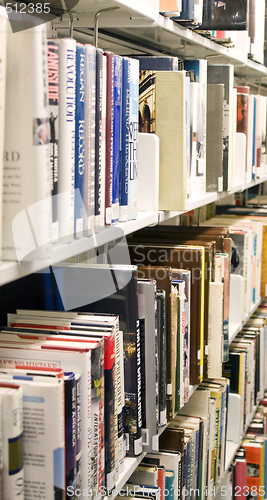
<box><xmin>52</xmin><ymin>6</ymin><xmax>267</xmax><ymax>80</ymax></box>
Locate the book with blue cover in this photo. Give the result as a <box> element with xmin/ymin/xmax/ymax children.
<box><xmin>120</xmin><ymin>56</ymin><xmax>130</xmax><ymax>222</ymax></box>
<box><xmin>132</xmin><ymin>55</ymin><xmax>179</xmax><ymax>71</ymax></box>
<box><xmin>112</xmin><ymin>54</ymin><xmax>122</xmax><ymax>224</ymax></box>
<box><xmin>74</xmin><ymin>43</ymin><xmax>86</xmax><ymax>239</ymax></box>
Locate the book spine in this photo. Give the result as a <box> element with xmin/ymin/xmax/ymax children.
<box><xmin>47</xmin><ymin>40</ymin><xmax>59</xmax><ymax>243</ymax></box>
<box><xmin>95</xmin><ymin>48</ymin><xmax>103</xmax><ymax>231</ymax></box>
<box><xmin>128</xmin><ymin>58</ymin><xmax>139</xmax><ymax>221</ymax></box>
<box><xmin>85</xmin><ymin>44</ymin><xmax>96</xmax><ymax>235</ymax></box>
<box><xmin>58</xmin><ymin>38</ymin><xmax>76</xmax><ymax>243</ymax></box>
<box><xmin>115</xmin><ymin>329</ymin><xmax>125</xmax><ymax>474</ymax></box>
<box><xmin>104</xmin><ymin>334</ymin><xmax>116</xmax><ymax>493</ymax></box>
<box><xmin>120</xmin><ymin>57</ymin><xmax>130</xmax><ymax>222</ymax></box>
<box><xmin>157</xmin><ymin>291</ymin><xmax>167</xmax><ymax>426</ymax></box>
<box><xmin>2</xmin><ymin>387</ymin><xmax>24</xmax><ymax>498</ymax></box>
<box><xmin>176</xmin><ymin>281</ymin><xmax>186</xmax><ymax>412</ymax></box>
<box><xmin>74</xmin><ymin>44</ymin><xmax>86</xmax><ymax>239</ymax></box>
<box><xmin>75</xmin><ymin>374</ymin><xmax>82</xmax><ymax>493</ymax></box>
<box><xmin>124</xmin><ymin>318</ymin><xmax>143</xmax><ymax>457</ymax></box>
<box><xmin>91</xmin><ymin>343</ymin><xmax>104</xmax><ymax>499</ymax></box>
<box><xmin>104</xmin><ymin>52</ymin><xmax>114</xmax><ymax>226</ymax></box>
<box><xmin>112</xmin><ymin>54</ymin><xmax>122</xmax><ymax>224</ymax></box>
<box><xmin>100</xmin><ymin>54</ymin><xmax>107</xmax><ymax>229</ymax></box>
<box><xmin>3</xmin><ymin>24</ymin><xmax>52</xmax><ymax>262</ymax></box>
<box><xmin>64</xmin><ymin>373</ymin><xmax>76</xmax><ymax>496</ymax></box>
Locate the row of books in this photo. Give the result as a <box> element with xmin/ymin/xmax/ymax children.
<box><xmin>159</xmin><ymin>0</ymin><xmax>266</xmax><ymax>67</ymax></box>
<box><xmin>138</xmin><ymin>56</ymin><xmax>267</xmax><ymax>211</ymax></box>
<box><xmin>120</xmin><ymin>304</ymin><xmax>267</xmax><ymax>500</ymax></box>
<box><xmin>229</xmin><ymin>396</ymin><xmax>267</xmax><ymax>500</ymax></box>
<box><xmin>212</xmin><ymin>204</ymin><xmax>267</xmax><ymax>300</ymax></box>
<box><xmin>0</xmin><ymin>14</ymin><xmax>140</xmax><ymax>264</ymax></box>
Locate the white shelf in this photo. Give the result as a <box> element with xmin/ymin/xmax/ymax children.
<box><xmin>229</xmin><ymin>297</ymin><xmax>262</xmax><ymax>344</ymax></box>
<box><xmin>52</xmin><ymin>0</ymin><xmax>159</xmax><ymax>27</ymax></box>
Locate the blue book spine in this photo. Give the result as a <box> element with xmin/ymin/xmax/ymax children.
<box><xmin>119</xmin><ymin>57</ymin><xmax>130</xmax><ymax>222</ymax></box>
<box><xmin>74</xmin><ymin>44</ymin><xmax>86</xmax><ymax>238</ymax></box>
<box><xmin>177</xmin><ymin>0</ymin><xmax>195</xmax><ymax>20</ymax></box>
<box><xmin>112</xmin><ymin>54</ymin><xmax>122</xmax><ymax>224</ymax></box>
<box><xmin>184</xmin><ymin>60</ymin><xmax>200</xmax><ymax>80</ymax></box>
<box><xmin>128</xmin><ymin>57</ymin><xmax>139</xmax><ymax>221</ymax></box>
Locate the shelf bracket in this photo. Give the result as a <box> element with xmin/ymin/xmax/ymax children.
<box><xmin>93</xmin><ymin>6</ymin><xmax>120</xmax><ymax>47</ymax></box>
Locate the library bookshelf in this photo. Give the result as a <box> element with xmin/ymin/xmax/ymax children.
<box><xmin>1</xmin><ymin>0</ymin><xmax>267</xmax><ymax>497</ymax></box>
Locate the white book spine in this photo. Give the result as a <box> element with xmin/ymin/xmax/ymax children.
<box><xmin>1</xmin><ymin>386</ymin><xmax>24</xmax><ymax>499</ymax></box>
<box><xmin>3</xmin><ymin>23</ymin><xmax>52</xmax><ymax>263</ymax></box>
<box><xmin>0</xmin><ymin>11</ymin><xmax>7</xmax><ymax>265</ymax></box>
<box><xmin>128</xmin><ymin>58</ymin><xmax>139</xmax><ymax>220</ymax></box>
<box><xmin>85</xmin><ymin>44</ymin><xmax>96</xmax><ymax>235</ymax></box>
<box><xmin>100</xmin><ymin>55</ymin><xmax>107</xmax><ymax>229</ymax></box>
<box><xmin>58</xmin><ymin>38</ymin><xmax>76</xmax><ymax>243</ymax></box>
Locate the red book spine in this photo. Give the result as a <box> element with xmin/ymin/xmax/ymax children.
<box><xmin>104</xmin><ymin>52</ymin><xmax>114</xmax><ymax>226</ymax></box>
<box><xmin>233</xmin><ymin>459</ymin><xmax>247</xmax><ymax>499</ymax></box>
<box><xmin>158</xmin><ymin>465</ymin><xmax>166</xmax><ymax>500</ymax></box>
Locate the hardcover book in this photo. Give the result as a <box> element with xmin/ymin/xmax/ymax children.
<box><xmin>85</xmin><ymin>44</ymin><xmax>96</xmax><ymax>235</ymax></box>
<box><xmin>74</xmin><ymin>43</ymin><xmax>86</xmax><ymax>239</ymax></box>
<box><xmin>58</xmin><ymin>38</ymin><xmax>76</xmax><ymax>243</ymax></box>
<box><xmin>139</xmin><ymin>70</ymin><xmax>188</xmax><ymax>209</ymax></box>
<box><xmin>112</xmin><ymin>54</ymin><xmax>122</xmax><ymax>224</ymax></box>
<box><xmin>3</xmin><ymin>22</ymin><xmax>52</xmax><ymax>262</ymax></box>
<box><xmin>206</xmin><ymin>83</ymin><xmax>224</xmax><ymax>192</ymax></box>
<box><xmin>47</xmin><ymin>39</ymin><xmax>59</xmax><ymax>241</ymax></box>
<box><xmin>200</xmin><ymin>0</ymin><xmax>248</xmax><ymax>30</ymax></box>
<box><xmin>207</xmin><ymin>64</ymin><xmax>234</xmax><ymax>192</ymax></box>
<box><xmin>104</xmin><ymin>51</ymin><xmax>114</xmax><ymax>225</ymax></box>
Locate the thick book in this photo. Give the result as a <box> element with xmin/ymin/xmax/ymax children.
<box><xmin>47</xmin><ymin>39</ymin><xmax>59</xmax><ymax>242</ymax></box>
<box><xmin>58</xmin><ymin>38</ymin><xmax>76</xmax><ymax>243</ymax></box>
<box><xmin>138</xmin><ymin>279</ymin><xmax>159</xmax><ymax>453</ymax></box>
<box><xmin>84</xmin><ymin>44</ymin><xmax>96</xmax><ymax>235</ymax></box>
<box><xmin>207</xmin><ymin>64</ymin><xmax>234</xmax><ymax>192</ymax></box>
<box><xmin>206</xmin><ymin>83</ymin><xmax>224</xmax><ymax>192</ymax></box>
<box><xmin>0</xmin><ymin>376</ymin><xmax>65</xmax><ymax>498</ymax></box>
<box><xmin>112</xmin><ymin>54</ymin><xmax>122</xmax><ymax>224</ymax></box>
<box><xmin>0</xmin><ymin>383</ymin><xmax>24</xmax><ymax>499</ymax></box>
<box><xmin>0</xmin><ymin>10</ymin><xmax>7</xmax><ymax>263</ymax></box>
<box><xmin>74</xmin><ymin>43</ymin><xmax>86</xmax><ymax>239</ymax></box>
<box><xmin>139</xmin><ymin>70</ymin><xmax>188</xmax><ymax>210</ymax></box>
<box><xmin>3</xmin><ymin>22</ymin><xmax>52</xmax><ymax>262</ymax></box>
